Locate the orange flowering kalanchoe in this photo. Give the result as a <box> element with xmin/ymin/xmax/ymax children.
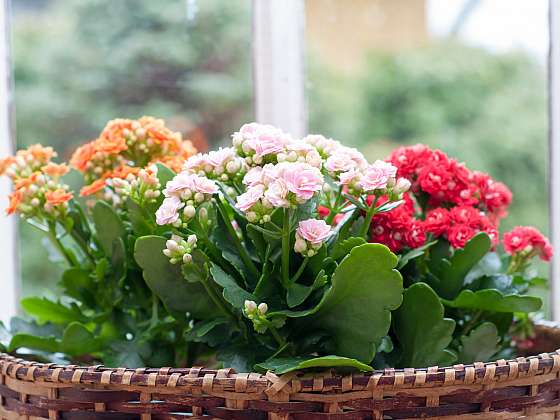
<box><xmin>0</xmin><ymin>145</ymin><xmax>72</xmax><ymax>218</ymax></box>
<box><xmin>71</xmin><ymin>116</ymin><xmax>196</xmax><ymax>196</ymax></box>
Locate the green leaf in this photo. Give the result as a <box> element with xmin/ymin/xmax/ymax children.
<box><xmin>393</xmin><ymin>283</ymin><xmax>456</xmax><ymax>368</ymax></box>
<box><xmin>378</xmin><ymin>336</ymin><xmax>393</xmax><ymax>353</ymax></box>
<box><xmin>111</xmin><ymin>237</ymin><xmax>127</xmax><ymax>284</ymax></box>
<box><xmin>442</xmin><ymin>289</ymin><xmax>542</xmax><ymax>313</ymax></box>
<box><xmin>126</xmin><ymin>198</ymin><xmax>154</xmax><ymax>236</ymax></box>
<box><xmin>329</xmin><ymin>236</ymin><xmax>366</xmax><ymax>261</ymax></box>
<box><xmin>0</xmin><ymin>322</ymin><xmax>11</xmax><ymax>352</ymax></box>
<box><xmin>290</xmin><ymin>198</ymin><xmax>318</xmax><ymax>226</ymax></box>
<box><xmin>155</xmin><ymin>163</ymin><xmax>176</xmax><ymax>188</ymax></box>
<box><xmin>286</xmin><ymin>244</ymin><xmax>403</xmax><ymax>363</ymax></box>
<box><xmin>134</xmin><ymin>235</ymin><xmax>216</xmax><ymax>318</ymax></box>
<box><xmin>60</xmin><ymin>322</ymin><xmax>102</xmax><ymax>356</ymax></box>
<box><xmin>286</xmin><ymin>283</ymin><xmax>312</xmax><ymax>308</ymax></box>
<box><xmin>9</xmin><ymin>334</ymin><xmax>59</xmax><ymax>353</ymax></box>
<box><xmin>256</xmin><ymin>355</ymin><xmax>373</xmax><ymax>375</ymax></box>
<box><xmin>21</xmin><ymin>297</ymin><xmax>85</xmax><ymax>325</ymax></box>
<box><xmin>428</xmin><ymin>233</ymin><xmax>491</xmax><ymax>299</ymax></box>
<box><xmin>397</xmin><ymin>240</ymin><xmax>437</xmax><ymax>269</ymax></box>
<box><xmin>465</xmin><ymin>252</ymin><xmax>503</xmax><ymax>284</ymax></box>
<box><xmin>210</xmin><ymin>263</ymin><xmax>255</xmax><ymax>309</ymax></box>
<box><xmin>376</xmin><ymin>199</ymin><xmax>404</xmax><ymax>213</ymax></box>
<box><xmin>458</xmin><ymin>322</ymin><xmax>500</xmax><ymax>364</ymax></box>
<box><xmin>60</xmin><ymin>268</ymin><xmax>96</xmax><ymax>308</ymax></box>
<box><xmin>92</xmin><ymin>201</ymin><xmax>126</xmax><ymax>256</ymax></box>
<box><xmin>186</xmin><ymin>318</ymin><xmax>231</xmax><ymax>346</ymax></box>
<box><xmin>286</xmin><ymin>270</ymin><xmax>328</xmax><ymax>308</ymax></box>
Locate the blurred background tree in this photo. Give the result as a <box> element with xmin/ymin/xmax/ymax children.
<box><xmin>10</xmin><ymin>0</ymin><xmax>548</xmax><ymax>295</ymax></box>
<box><xmin>11</xmin><ymin>0</ymin><xmax>253</xmax><ymax>296</ymax></box>
<box><xmin>308</xmin><ymin>42</ymin><xmax>548</xmax><ymax>235</ymax></box>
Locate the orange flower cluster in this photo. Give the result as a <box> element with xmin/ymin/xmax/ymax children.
<box><xmin>71</xmin><ymin>116</ymin><xmax>196</xmax><ymax>196</ymax></box>
<box><xmin>0</xmin><ymin>145</ymin><xmax>72</xmax><ymax>217</ymax></box>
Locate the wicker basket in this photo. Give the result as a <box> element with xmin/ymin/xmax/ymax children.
<box><xmin>2</xmin><ymin>323</ymin><xmax>560</xmax><ymax>419</ymax></box>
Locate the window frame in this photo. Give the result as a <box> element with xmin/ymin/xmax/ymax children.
<box><xmin>549</xmin><ymin>0</ymin><xmax>560</xmax><ymax>319</ymax></box>
<box><xmin>0</xmin><ymin>0</ymin><xmax>18</xmax><ymax>324</ymax></box>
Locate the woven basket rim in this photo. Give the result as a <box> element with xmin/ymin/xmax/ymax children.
<box><xmin>2</xmin><ymin>322</ymin><xmax>560</xmax><ymax>394</ymax></box>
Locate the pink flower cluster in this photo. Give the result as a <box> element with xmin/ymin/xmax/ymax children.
<box><xmin>184</xmin><ymin>147</ymin><xmax>247</xmax><ymax>182</ymax></box>
<box><xmin>156</xmin><ymin>172</ymin><xmax>218</xmax><ymax>226</ymax></box>
<box><xmin>232</xmin><ymin>123</ymin><xmax>321</xmax><ymax>168</ymax></box>
<box><xmin>503</xmin><ymin>226</ymin><xmax>553</xmax><ymax>262</ymax></box>
<box><xmin>235</xmin><ymin>162</ymin><xmax>324</xmax><ymax>222</ymax></box>
<box><xmin>388</xmin><ymin>144</ymin><xmax>512</xmax><ymax>221</ymax></box>
<box><xmin>294</xmin><ymin>218</ymin><xmax>332</xmax><ymax>257</ymax></box>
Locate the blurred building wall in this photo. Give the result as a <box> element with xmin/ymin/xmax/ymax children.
<box><xmin>305</xmin><ymin>0</ymin><xmax>428</xmax><ymax>73</ymax></box>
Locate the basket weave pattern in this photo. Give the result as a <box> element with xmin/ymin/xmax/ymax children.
<box><xmin>3</xmin><ymin>348</ymin><xmax>560</xmax><ymax>420</ymax></box>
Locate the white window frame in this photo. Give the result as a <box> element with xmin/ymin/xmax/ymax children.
<box><xmin>0</xmin><ymin>0</ymin><xmax>18</xmax><ymax>325</ymax></box>
<box><xmin>252</xmin><ymin>0</ymin><xmax>306</xmax><ymax>137</ymax></box>
<box><xmin>549</xmin><ymin>0</ymin><xmax>560</xmax><ymax>320</ymax></box>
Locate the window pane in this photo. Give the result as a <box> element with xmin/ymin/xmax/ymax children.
<box><xmin>10</xmin><ymin>0</ymin><xmax>253</xmax><ymax>296</ymax></box>
<box><xmin>306</xmin><ymin>0</ymin><xmax>549</xmax><ymax>237</ymax></box>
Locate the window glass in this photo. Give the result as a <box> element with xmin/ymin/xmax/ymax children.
<box><xmin>11</xmin><ymin>0</ymin><xmax>253</xmax><ymax>295</ymax></box>
<box><xmin>306</xmin><ymin>0</ymin><xmax>549</xmax><ymax>237</ymax></box>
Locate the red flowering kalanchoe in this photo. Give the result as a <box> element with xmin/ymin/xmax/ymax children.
<box><xmin>369</xmin><ymin>194</ymin><xmax>426</xmax><ymax>253</ymax></box>
<box><xmin>388</xmin><ymin>144</ymin><xmax>512</xmax><ymax>218</ymax></box>
<box><xmin>504</xmin><ymin>226</ymin><xmax>553</xmax><ymax>263</ymax></box>
<box><xmin>369</xmin><ymin>144</ymin><xmax>512</xmax><ymax>252</ymax></box>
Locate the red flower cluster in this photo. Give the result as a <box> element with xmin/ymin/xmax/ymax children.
<box><xmin>369</xmin><ymin>194</ymin><xmax>426</xmax><ymax>253</ymax></box>
<box><xmin>388</xmin><ymin>144</ymin><xmax>512</xmax><ymax>220</ymax></box>
<box><xmin>503</xmin><ymin>226</ymin><xmax>553</xmax><ymax>262</ymax></box>
<box><xmin>368</xmin><ymin>145</ymin><xmax>514</xmax><ymax>252</ymax></box>
<box><xmin>424</xmin><ymin>206</ymin><xmax>498</xmax><ymax>248</ymax></box>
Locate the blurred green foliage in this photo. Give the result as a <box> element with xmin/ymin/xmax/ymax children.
<box><xmin>12</xmin><ymin>1</ymin><xmax>548</xmax><ymax>295</ymax></box>
<box><xmin>309</xmin><ymin>43</ymin><xmax>548</xmax><ymax>235</ymax></box>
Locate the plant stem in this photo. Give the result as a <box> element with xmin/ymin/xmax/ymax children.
<box><xmin>268</xmin><ymin>325</ymin><xmax>286</xmax><ymax>347</ymax></box>
<box><xmin>253</xmin><ymin>245</ymin><xmax>272</xmax><ymax>297</ymax></box>
<box><xmin>201</xmin><ymin>277</ymin><xmax>235</xmax><ymax>320</ymax></box>
<box><xmin>150</xmin><ymin>294</ymin><xmax>158</xmax><ymax>328</ymax></box>
<box><xmin>325</xmin><ymin>186</ymin><xmax>343</xmax><ymax>225</ymax></box>
<box><xmin>281</xmin><ymin>208</ymin><xmax>291</xmax><ymax>287</ymax></box>
<box><xmin>359</xmin><ymin>196</ymin><xmax>379</xmax><ymax>238</ymax></box>
<box><xmin>216</xmin><ymin>200</ymin><xmax>259</xmax><ymax>279</ymax></box>
<box><xmin>290</xmin><ymin>258</ymin><xmax>309</xmax><ymax>285</ymax></box>
<box><xmin>68</xmin><ymin>228</ymin><xmax>95</xmax><ymax>265</ymax></box>
<box><xmin>47</xmin><ymin>222</ymin><xmax>77</xmax><ymax>267</ymax></box>
<box><xmin>462</xmin><ymin>310</ymin><xmax>483</xmax><ymax>336</ymax></box>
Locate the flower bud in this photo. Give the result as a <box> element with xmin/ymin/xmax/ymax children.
<box><xmin>194</xmin><ymin>192</ymin><xmax>205</xmax><ymax>203</ymax></box>
<box><xmin>246</xmin><ymin>211</ymin><xmax>257</xmax><ymax>222</ymax></box>
<box><xmin>198</xmin><ymin>207</ymin><xmax>208</xmax><ymax>223</ymax></box>
<box><xmin>294</xmin><ymin>238</ymin><xmax>307</xmax><ymax>253</ymax></box>
<box><xmin>244</xmin><ymin>300</ymin><xmax>257</xmax><ymax>313</ymax></box>
<box><xmin>258</xmin><ymin>302</ymin><xmax>268</xmax><ymax>315</ymax></box>
<box><xmin>182</xmin><ymin>253</ymin><xmax>193</xmax><ymax>264</ymax></box>
<box><xmin>166</xmin><ymin>240</ymin><xmax>179</xmax><ymax>252</ymax></box>
<box><xmin>187</xmin><ymin>234</ymin><xmax>197</xmax><ymax>247</ymax></box>
<box><xmin>394</xmin><ymin>177</ymin><xmax>411</xmax><ymax>194</ymax></box>
<box><xmin>183</xmin><ymin>205</ymin><xmax>196</xmax><ymax>218</ymax></box>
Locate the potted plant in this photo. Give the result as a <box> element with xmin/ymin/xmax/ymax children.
<box><xmin>0</xmin><ymin>118</ymin><xmax>555</xmax><ymax>419</ymax></box>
